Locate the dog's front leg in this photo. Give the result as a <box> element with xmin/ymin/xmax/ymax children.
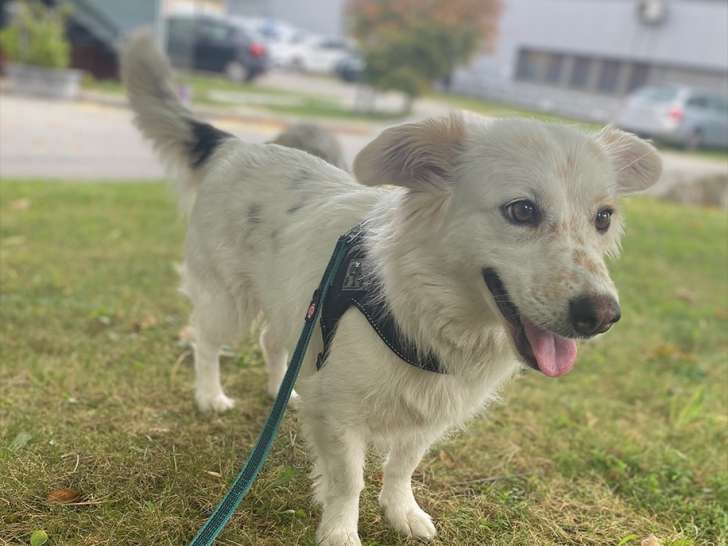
<box><xmin>379</xmin><ymin>438</ymin><xmax>437</xmax><ymax>540</ymax></box>
<box><xmin>308</xmin><ymin>417</ymin><xmax>365</xmax><ymax>546</ymax></box>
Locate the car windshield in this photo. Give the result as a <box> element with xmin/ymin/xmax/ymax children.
<box><xmin>634</xmin><ymin>87</ymin><xmax>679</xmax><ymax>102</ymax></box>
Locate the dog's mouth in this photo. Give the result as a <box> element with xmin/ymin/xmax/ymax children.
<box><xmin>482</xmin><ymin>268</ymin><xmax>577</xmax><ymax>377</ymax></box>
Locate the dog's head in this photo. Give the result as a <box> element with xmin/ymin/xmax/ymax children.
<box><xmin>354</xmin><ymin>115</ymin><xmax>661</xmax><ymax>377</ymax></box>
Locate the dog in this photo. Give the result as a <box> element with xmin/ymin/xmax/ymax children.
<box><xmin>122</xmin><ymin>32</ymin><xmax>661</xmax><ymax>545</ymax></box>
<box><xmin>272</xmin><ymin>122</ymin><xmax>347</xmax><ymax>170</ymax></box>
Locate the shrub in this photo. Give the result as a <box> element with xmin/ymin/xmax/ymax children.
<box><xmin>0</xmin><ymin>1</ymin><xmax>71</xmax><ymax>69</ymax></box>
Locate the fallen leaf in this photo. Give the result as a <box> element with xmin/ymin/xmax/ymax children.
<box><xmin>715</xmin><ymin>308</ymin><xmax>728</xmax><ymax>320</ymax></box>
<box><xmin>30</xmin><ymin>529</ymin><xmax>48</xmax><ymax>546</ymax></box>
<box><xmin>641</xmin><ymin>535</ymin><xmax>662</xmax><ymax>546</ymax></box>
<box><xmin>9</xmin><ymin>198</ymin><xmax>30</xmax><ymax>210</ymax></box>
<box><xmin>47</xmin><ymin>488</ymin><xmax>82</xmax><ymax>504</ymax></box>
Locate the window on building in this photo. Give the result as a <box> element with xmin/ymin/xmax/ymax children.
<box><xmin>569</xmin><ymin>56</ymin><xmax>592</xmax><ymax>89</ymax></box>
<box><xmin>515</xmin><ymin>49</ymin><xmax>553</xmax><ymax>82</ymax></box>
<box><xmin>515</xmin><ymin>50</ymin><xmax>538</xmax><ymax>81</ymax></box>
<box><xmin>545</xmin><ymin>54</ymin><xmax>565</xmax><ymax>84</ymax></box>
<box><xmin>597</xmin><ymin>60</ymin><xmax>621</xmax><ymax>94</ymax></box>
<box><xmin>627</xmin><ymin>63</ymin><xmax>650</xmax><ymax>92</ymax></box>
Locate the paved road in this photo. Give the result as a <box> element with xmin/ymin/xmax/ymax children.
<box><xmin>0</xmin><ymin>94</ymin><xmax>374</xmax><ymax>180</ymax></box>
<box><xmin>1</xmin><ymin>93</ymin><xmax>725</xmax><ymax>191</ymax></box>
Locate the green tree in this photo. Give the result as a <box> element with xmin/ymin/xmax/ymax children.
<box><xmin>0</xmin><ymin>1</ymin><xmax>71</xmax><ymax>69</ymax></box>
<box><xmin>347</xmin><ymin>0</ymin><xmax>502</xmax><ymax>111</ymax></box>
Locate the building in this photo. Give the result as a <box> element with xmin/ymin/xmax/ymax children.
<box><xmin>452</xmin><ymin>0</ymin><xmax>728</xmax><ymax>121</ymax></box>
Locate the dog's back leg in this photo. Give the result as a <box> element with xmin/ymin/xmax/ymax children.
<box><xmin>184</xmin><ymin>270</ymin><xmax>243</xmax><ymax>413</ymax></box>
<box><xmin>259</xmin><ymin>325</ymin><xmax>290</xmax><ymax>399</ymax></box>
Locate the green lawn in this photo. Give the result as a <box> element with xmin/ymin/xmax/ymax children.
<box><xmin>84</xmin><ymin>72</ymin><xmax>406</xmax><ymax>123</ymax></box>
<box><xmin>1</xmin><ymin>181</ymin><xmax>726</xmax><ymax>546</ymax></box>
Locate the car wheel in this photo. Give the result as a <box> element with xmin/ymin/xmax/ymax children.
<box><xmin>225</xmin><ymin>61</ymin><xmax>247</xmax><ymax>83</ymax></box>
<box><xmin>686</xmin><ymin>129</ymin><xmax>704</xmax><ymax>151</ymax></box>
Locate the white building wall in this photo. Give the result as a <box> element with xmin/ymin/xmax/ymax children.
<box><xmin>453</xmin><ymin>0</ymin><xmax>728</xmax><ymax>120</ymax></box>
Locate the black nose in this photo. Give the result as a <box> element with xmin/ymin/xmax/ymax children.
<box><xmin>569</xmin><ymin>295</ymin><xmax>621</xmax><ymax>337</ymax></box>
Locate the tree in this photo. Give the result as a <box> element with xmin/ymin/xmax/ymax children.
<box><xmin>347</xmin><ymin>0</ymin><xmax>502</xmax><ymax>111</ymax></box>
<box><xmin>0</xmin><ymin>1</ymin><xmax>71</xmax><ymax>69</ymax></box>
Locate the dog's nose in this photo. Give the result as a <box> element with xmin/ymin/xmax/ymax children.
<box><xmin>569</xmin><ymin>295</ymin><xmax>621</xmax><ymax>337</ymax></box>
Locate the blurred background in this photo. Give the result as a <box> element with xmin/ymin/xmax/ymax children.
<box><xmin>0</xmin><ymin>0</ymin><xmax>726</xmax><ymax>202</ymax></box>
<box><xmin>1</xmin><ymin>2</ymin><xmax>727</xmax><ymax>545</ymax></box>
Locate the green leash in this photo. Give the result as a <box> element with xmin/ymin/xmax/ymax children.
<box><xmin>188</xmin><ymin>230</ymin><xmax>354</xmax><ymax>546</ymax></box>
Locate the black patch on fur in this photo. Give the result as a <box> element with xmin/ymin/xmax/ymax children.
<box><xmin>188</xmin><ymin>120</ymin><xmax>232</xmax><ymax>169</ymax></box>
<box><xmin>247</xmin><ymin>203</ymin><xmax>262</xmax><ymax>225</ymax></box>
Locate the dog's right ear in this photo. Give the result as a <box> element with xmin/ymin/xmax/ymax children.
<box><xmin>353</xmin><ymin>114</ymin><xmax>466</xmax><ymax>192</ymax></box>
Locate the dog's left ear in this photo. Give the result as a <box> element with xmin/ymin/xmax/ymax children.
<box><xmin>595</xmin><ymin>126</ymin><xmax>662</xmax><ymax>194</ymax></box>
<box><xmin>353</xmin><ymin>114</ymin><xmax>465</xmax><ymax>192</ymax></box>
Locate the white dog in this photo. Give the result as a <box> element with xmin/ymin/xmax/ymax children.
<box><xmin>122</xmin><ymin>33</ymin><xmax>661</xmax><ymax>545</ymax></box>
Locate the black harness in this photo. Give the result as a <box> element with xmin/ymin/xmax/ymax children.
<box><xmin>315</xmin><ymin>225</ymin><xmax>445</xmax><ymax>374</ymax></box>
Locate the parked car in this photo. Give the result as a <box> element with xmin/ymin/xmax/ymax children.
<box><xmin>231</xmin><ymin>16</ymin><xmax>310</xmax><ymax>69</ymax></box>
<box><xmin>616</xmin><ymin>86</ymin><xmax>728</xmax><ymax>149</ymax></box>
<box><xmin>165</xmin><ymin>14</ymin><xmax>269</xmax><ymax>82</ymax></box>
<box><xmin>335</xmin><ymin>54</ymin><xmax>365</xmax><ymax>83</ymax></box>
<box><xmin>284</xmin><ymin>35</ymin><xmax>355</xmax><ymax>74</ymax></box>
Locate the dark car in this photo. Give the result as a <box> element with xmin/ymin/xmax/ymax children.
<box><xmin>166</xmin><ymin>14</ymin><xmax>268</xmax><ymax>82</ymax></box>
<box><xmin>334</xmin><ymin>54</ymin><xmax>364</xmax><ymax>83</ymax></box>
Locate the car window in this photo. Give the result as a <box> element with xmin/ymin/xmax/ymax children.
<box><xmin>199</xmin><ymin>20</ymin><xmax>232</xmax><ymax>43</ymax></box>
<box><xmin>686</xmin><ymin>95</ymin><xmax>709</xmax><ymax>109</ymax></box>
<box><xmin>167</xmin><ymin>17</ymin><xmax>196</xmax><ymax>40</ymax></box>
<box><xmin>707</xmin><ymin>96</ymin><xmax>728</xmax><ymax>115</ymax></box>
<box><xmin>635</xmin><ymin>87</ymin><xmax>678</xmax><ymax>102</ymax></box>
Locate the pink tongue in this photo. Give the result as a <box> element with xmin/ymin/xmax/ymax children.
<box><xmin>522</xmin><ymin>318</ymin><xmax>577</xmax><ymax>377</ymax></box>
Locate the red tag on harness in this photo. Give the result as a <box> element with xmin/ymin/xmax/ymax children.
<box><xmin>306</xmin><ymin>302</ymin><xmax>316</xmax><ymax>320</ymax></box>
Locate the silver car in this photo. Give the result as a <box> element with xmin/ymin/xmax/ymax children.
<box><xmin>616</xmin><ymin>86</ymin><xmax>728</xmax><ymax>150</ymax></box>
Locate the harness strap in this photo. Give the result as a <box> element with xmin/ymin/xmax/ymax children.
<box><xmin>188</xmin><ymin>231</ymin><xmax>353</xmax><ymax>546</ymax></box>
<box><xmin>317</xmin><ymin>226</ymin><xmax>444</xmax><ymax>374</ymax></box>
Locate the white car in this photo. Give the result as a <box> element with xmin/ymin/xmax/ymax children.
<box><xmin>232</xmin><ymin>17</ymin><xmax>311</xmax><ymax>68</ymax></box>
<box><xmin>285</xmin><ymin>35</ymin><xmax>355</xmax><ymax>74</ymax></box>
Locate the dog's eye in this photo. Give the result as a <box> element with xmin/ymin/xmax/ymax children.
<box><xmin>503</xmin><ymin>200</ymin><xmax>541</xmax><ymax>226</ymax></box>
<box><xmin>595</xmin><ymin>208</ymin><xmax>613</xmax><ymax>233</ymax></box>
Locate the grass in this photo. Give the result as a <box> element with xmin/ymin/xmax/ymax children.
<box><xmin>1</xmin><ymin>180</ymin><xmax>726</xmax><ymax>546</ymax></box>
<box><xmin>84</xmin><ymin>72</ymin><xmax>406</xmax><ymax>123</ymax></box>
<box><xmin>430</xmin><ymin>92</ymin><xmax>603</xmax><ymax>130</ymax></box>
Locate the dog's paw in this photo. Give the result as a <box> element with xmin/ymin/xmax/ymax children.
<box><xmin>315</xmin><ymin>527</ymin><xmax>362</xmax><ymax>546</ymax></box>
<box><xmin>383</xmin><ymin>505</ymin><xmax>436</xmax><ymax>540</ymax></box>
<box><xmin>267</xmin><ymin>384</ymin><xmax>300</xmax><ymax>407</ymax></box>
<box><xmin>196</xmin><ymin>392</ymin><xmax>235</xmax><ymax>413</ymax></box>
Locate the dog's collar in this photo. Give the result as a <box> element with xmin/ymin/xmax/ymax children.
<box><xmin>316</xmin><ymin>225</ymin><xmax>445</xmax><ymax>374</ymax></box>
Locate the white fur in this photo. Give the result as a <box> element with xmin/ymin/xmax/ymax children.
<box><xmin>122</xmin><ymin>32</ymin><xmax>661</xmax><ymax>544</ymax></box>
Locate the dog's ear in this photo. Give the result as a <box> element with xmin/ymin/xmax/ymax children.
<box><xmin>353</xmin><ymin>114</ymin><xmax>466</xmax><ymax>191</ymax></box>
<box><xmin>595</xmin><ymin>126</ymin><xmax>662</xmax><ymax>194</ymax></box>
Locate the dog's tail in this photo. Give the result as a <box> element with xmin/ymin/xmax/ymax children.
<box><xmin>121</xmin><ymin>30</ymin><xmax>232</xmax><ymax>211</ymax></box>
